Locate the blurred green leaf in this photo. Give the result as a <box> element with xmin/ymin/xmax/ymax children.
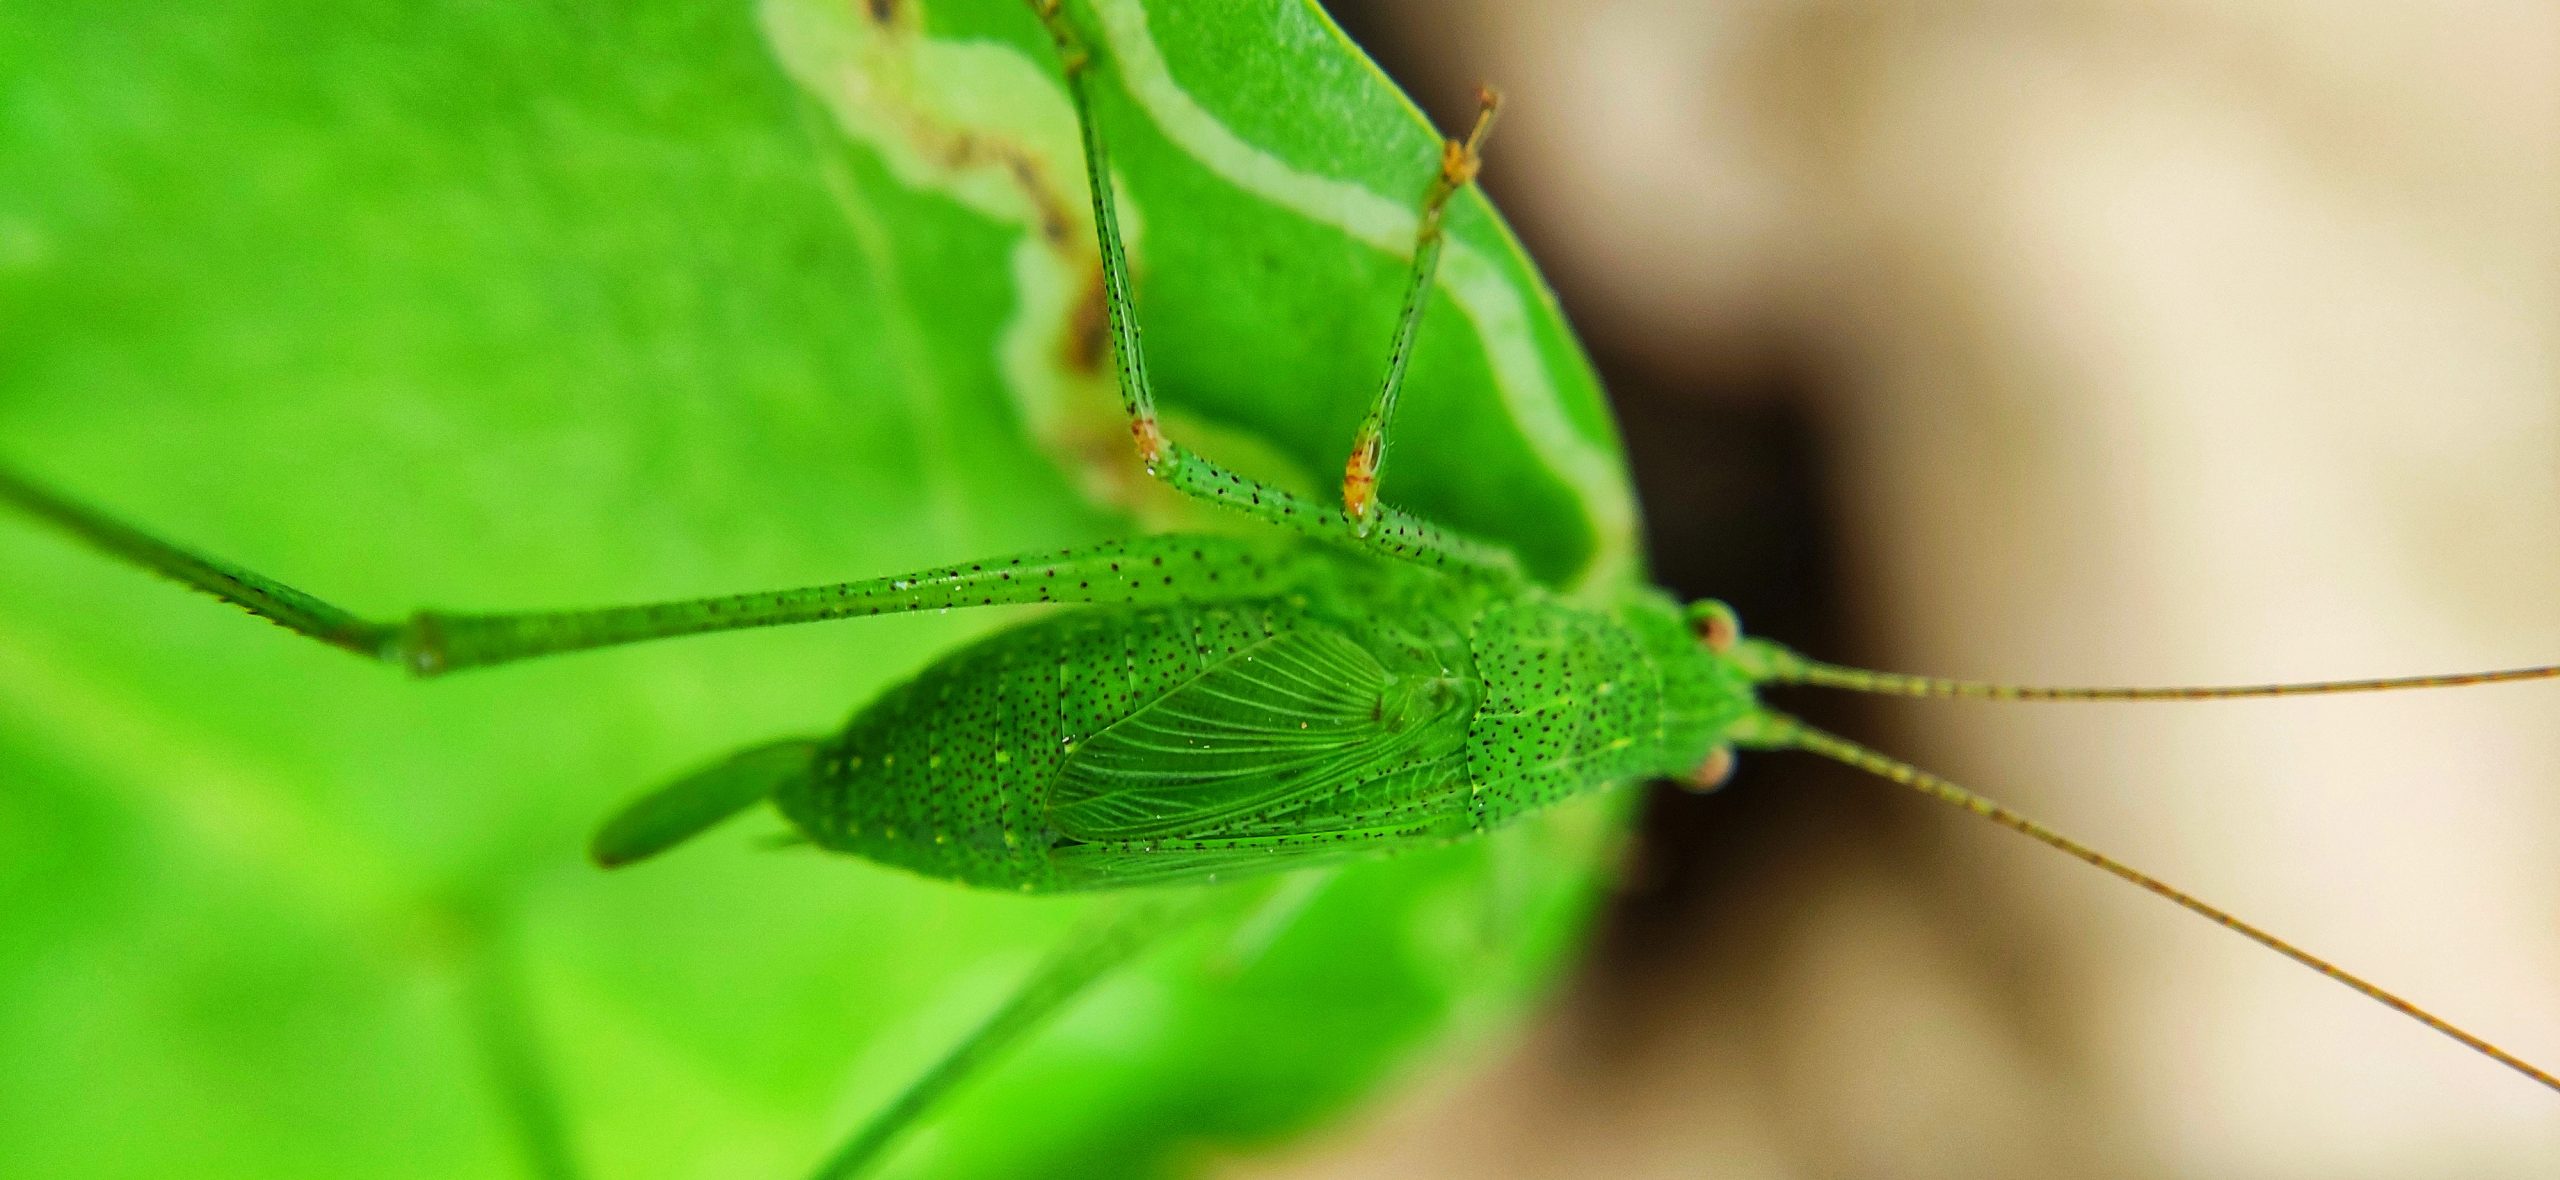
<box><xmin>0</xmin><ymin>1</ymin><xmax>1641</xmax><ymax>1176</ymax></box>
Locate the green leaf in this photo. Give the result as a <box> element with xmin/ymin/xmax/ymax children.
<box><xmin>0</xmin><ymin>2</ymin><xmax>1641</xmax><ymax>1177</ymax></box>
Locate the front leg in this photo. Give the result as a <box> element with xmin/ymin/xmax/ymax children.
<box><xmin>1342</xmin><ymin>87</ymin><xmax>1502</xmax><ymax>535</ymax></box>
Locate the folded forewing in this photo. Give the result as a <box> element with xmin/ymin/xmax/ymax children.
<box><xmin>1049</xmin><ymin>625</ymin><xmax>1416</xmax><ymax>840</ymax></box>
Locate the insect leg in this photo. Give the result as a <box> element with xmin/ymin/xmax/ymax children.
<box><xmin>1341</xmin><ymin>89</ymin><xmax>1501</xmax><ymax>533</ymax></box>
<box><xmin>805</xmin><ymin>893</ymin><xmax>1198</xmax><ymax>1180</ymax></box>
<box><xmin>0</xmin><ymin>463</ymin><xmax>398</xmax><ymax>658</ymax></box>
<box><xmin>462</xmin><ymin>915</ymin><xmax>586</xmax><ymax>1180</ymax></box>
<box><xmin>397</xmin><ymin>533</ymin><xmax>1319</xmax><ymax>675</ymax></box>
<box><xmin>1021</xmin><ymin>1</ymin><xmax>1519</xmax><ymax>579</ymax></box>
<box><xmin>0</xmin><ymin>464</ymin><xmax>1310</xmax><ymax>675</ymax></box>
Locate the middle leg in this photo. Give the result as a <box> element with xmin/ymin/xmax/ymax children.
<box><xmin>1024</xmin><ymin>1</ymin><xmax>1519</xmax><ymax>578</ymax></box>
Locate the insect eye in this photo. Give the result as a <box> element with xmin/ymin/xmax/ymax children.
<box><xmin>1678</xmin><ymin>745</ymin><xmax>1737</xmax><ymax>793</ymax></box>
<box><xmin>1688</xmin><ymin>600</ymin><xmax>1742</xmax><ymax>654</ymax></box>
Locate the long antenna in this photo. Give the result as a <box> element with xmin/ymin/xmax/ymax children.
<box><xmin>1753</xmin><ymin>710</ymin><xmax>2560</xmax><ymax>1095</ymax></box>
<box><xmin>1759</xmin><ymin>647</ymin><xmax>2560</xmax><ymax>701</ymax></box>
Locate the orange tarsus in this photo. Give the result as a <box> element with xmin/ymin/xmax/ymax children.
<box><xmin>1341</xmin><ymin>430</ymin><xmax>1382</xmax><ymax>519</ymax></box>
<box><xmin>1438</xmin><ymin>139</ymin><xmax>1480</xmax><ymax>189</ymax></box>
<box><xmin>1448</xmin><ymin>85</ymin><xmax>1503</xmax><ymax>184</ymax></box>
<box><xmin>1130</xmin><ymin>416</ymin><xmax>1168</xmax><ymax>471</ymax></box>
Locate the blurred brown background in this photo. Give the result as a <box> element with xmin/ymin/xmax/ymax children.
<box><xmin>1255</xmin><ymin>3</ymin><xmax>2560</xmax><ymax>1177</ymax></box>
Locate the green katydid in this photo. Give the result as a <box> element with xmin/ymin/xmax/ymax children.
<box><xmin>2</xmin><ymin>0</ymin><xmax>2556</xmax><ymax>1176</ymax></box>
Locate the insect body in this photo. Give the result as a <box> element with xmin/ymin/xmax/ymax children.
<box><xmin>718</xmin><ymin>539</ymin><xmax>1749</xmax><ymax>893</ymax></box>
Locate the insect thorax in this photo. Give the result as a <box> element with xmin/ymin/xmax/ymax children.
<box><xmin>1461</xmin><ymin>586</ymin><xmax>1759</xmax><ymax>827</ymax></box>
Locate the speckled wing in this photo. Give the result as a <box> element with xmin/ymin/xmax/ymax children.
<box><xmin>1049</xmin><ymin>625</ymin><xmax>1417</xmax><ymax>841</ymax></box>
